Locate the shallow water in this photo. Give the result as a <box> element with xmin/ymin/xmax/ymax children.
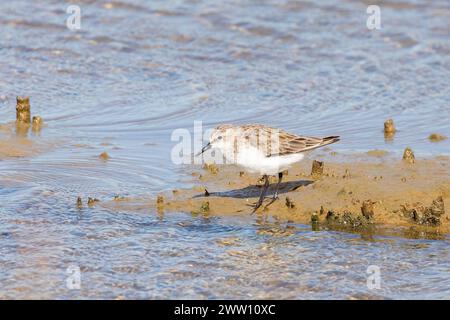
<box><xmin>0</xmin><ymin>0</ymin><xmax>449</xmax><ymax>299</ymax></box>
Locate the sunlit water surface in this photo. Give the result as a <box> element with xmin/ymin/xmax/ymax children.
<box><xmin>0</xmin><ymin>0</ymin><xmax>449</xmax><ymax>299</ymax></box>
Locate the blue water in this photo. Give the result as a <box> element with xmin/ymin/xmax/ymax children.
<box><xmin>0</xmin><ymin>0</ymin><xmax>449</xmax><ymax>299</ymax></box>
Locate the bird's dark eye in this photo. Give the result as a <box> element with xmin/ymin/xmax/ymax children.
<box><xmin>217</xmin><ymin>136</ymin><xmax>223</xmax><ymax>140</ymax></box>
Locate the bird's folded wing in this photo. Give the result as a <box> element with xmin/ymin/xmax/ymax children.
<box><xmin>241</xmin><ymin>125</ymin><xmax>325</xmax><ymax>157</ymax></box>
<box><xmin>267</xmin><ymin>132</ymin><xmax>325</xmax><ymax>157</ymax></box>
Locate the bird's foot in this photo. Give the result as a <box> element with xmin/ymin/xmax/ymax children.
<box><xmin>251</xmin><ymin>201</ymin><xmax>263</xmax><ymax>215</ymax></box>
<box><xmin>251</xmin><ymin>196</ymin><xmax>269</xmax><ymax>214</ymax></box>
<box><xmin>263</xmin><ymin>195</ymin><xmax>279</xmax><ymax>210</ymax></box>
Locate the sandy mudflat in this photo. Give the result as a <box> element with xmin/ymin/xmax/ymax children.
<box><xmin>0</xmin><ymin>122</ymin><xmax>55</xmax><ymax>159</ymax></box>
<box><xmin>104</xmin><ymin>152</ymin><xmax>449</xmax><ymax>236</ymax></box>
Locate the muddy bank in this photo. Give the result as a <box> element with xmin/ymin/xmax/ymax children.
<box><xmin>102</xmin><ymin>153</ymin><xmax>449</xmax><ymax>236</ymax></box>
<box><xmin>0</xmin><ymin>122</ymin><xmax>51</xmax><ymax>159</ymax></box>
<box><xmin>0</xmin><ymin>96</ymin><xmax>47</xmax><ymax>159</ymax></box>
<box><xmin>0</xmin><ymin>122</ymin><xmax>41</xmax><ymax>158</ymax></box>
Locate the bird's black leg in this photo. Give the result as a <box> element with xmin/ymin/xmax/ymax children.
<box><xmin>252</xmin><ymin>175</ymin><xmax>269</xmax><ymax>214</ymax></box>
<box><xmin>264</xmin><ymin>172</ymin><xmax>283</xmax><ymax>209</ymax></box>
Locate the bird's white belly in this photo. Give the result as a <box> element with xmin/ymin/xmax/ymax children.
<box><xmin>232</xmin><ymin>146</ymin><xmax>304</xmax><ymax>175</ymax></box>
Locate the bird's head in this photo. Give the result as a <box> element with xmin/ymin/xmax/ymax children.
<box><xmin>197</xmin><ymin>124</ymin><xmax>235</xmax><ymax>156</ymax></box>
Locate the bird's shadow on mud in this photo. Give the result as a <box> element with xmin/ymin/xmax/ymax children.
<box><xmin>193</xmin><ymin>180</ymin><xmax>314</xmax><ymax>199</ymax></box>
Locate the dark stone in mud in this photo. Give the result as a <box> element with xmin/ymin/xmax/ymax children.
<box><xmin>384</xmin><ymin>119</ymin><xmax>396</xmax><ymax>140</ymax></box>
<box><xmin>156</xmin><ymin>195</ymin><xmax>164</xmax><ymax>205</ymax></box>
<box><xmin>384</xmin><ymin>119</ymin><xmax>396</xmax><ymax>134</ymax></box>
<box><xmin>402</xmin><ymin>196</ymin><xmax>445</xmax><ymax>226</ymax></box>
<box><xmin>428</xmin><ymin>133</ymin><xmax>447</xmax><ymax>142</ymax></box>
<box><xmin>326</xmin><ymin>209</ymin><xmax>373</xmax><ymax>229</ymax></box>
<box><xmin>285</xmin><ymin>197</ymin><xmax>295</xmax><ymax>209</ymax></box>
<box><xmin>203</xmin><ymin>163</ymin><xmax>219</xmax><ymax>174</ymax></box>
<box><xmin>191</xmin><ymin>201</ymin><xmax>210</xmax><ymax>215</ymax></box>
<box><xmin>87</xmin><ymin>197</ymin><xmax>99</xmax><ymax>206</ymax></box>
<box><xmin>319</xmin><ymin>206</ymin><xmax>326</xmax><ymax>215</ymax></box>
<box><xmin>77</xmin><ymin>197</ymin><xmax>82</xmax><ymax>207</ymax></box>
<box><xmin>99</xmin><ymin>152</ymin><xmax>110</xmax><ymax>161</ymax></box>
<box><xmin>311</xmin><ymin>160</ymin><xmax>324</xmax><ymax>178</ymax></box>
<box><xmin>156</xmin><ymin>195</ymin><xmax>164</xmax><ymax>214</ymax></box>
<box><xmin>200</xmin><ymin>201</ymin><xmax>210</xmax><ymax>213</ymax></box>
<box><xmin>32</xmin><ymin>116</ymin><xmax>43</xmax><ymax>131</ymax></box>
<box><xmin>361</xmin><ymin>200</ymin><xmax>375</xmax><ymax>219</ymax></box>
<box><xmin>16</xmin><ymin>96</ymin><xmax>31</xmax><ymax>124</ymax></box>
<box><xmin>402</xmin><ymin>147</ymin><xmax>415</xmax><ymax>164</ymax></box>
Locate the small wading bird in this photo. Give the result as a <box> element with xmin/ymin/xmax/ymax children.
<box><xmin>197</xmin><ymin>124</ymin><xmax>340</xmax><ymax>213</ymax></box>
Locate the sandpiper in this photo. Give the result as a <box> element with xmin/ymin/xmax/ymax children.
<box><xmin>198</xmin><ymin>124</ymin><xmax>340</xmax><ymax>212</ymax></box>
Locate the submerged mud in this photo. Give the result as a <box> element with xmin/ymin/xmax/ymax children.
<box><xmin>103</xmin><ymin>154</ymin><xmax>449</xmax><ymax>236</ymax></box>
<box><xmin>0</xmin><ymin>122</ymin><xmax>45</xmax><ymax>158</ymax></box>
<box><xmin>0</xmin><ymin>96</ymin><xmax>50</xmax><ymax>158</ymax></box>
<box><xmin>0</xmin><ymin>120</ymin><xmax>55</xmax><ymax>159</ymax></box>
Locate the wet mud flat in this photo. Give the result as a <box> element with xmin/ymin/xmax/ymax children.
<box><xmin>103</xmin><ymin>152</ymin><xmax>449</xmax><ymax>238</ymax></box>
<box><xmin>0</xmin><ymin>97</ymin><xmax>48</xmax><ymax>159</ymax></box>
<box><xmin>0</xmin><ymin>121</ymin><xmax>50</xmax><ymax>159</ymax></box>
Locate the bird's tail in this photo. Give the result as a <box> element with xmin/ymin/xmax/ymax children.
<box><xmin>320</xmin><ymin>136</ymin><xmax>340</xmax><ymax>147</ymax></box>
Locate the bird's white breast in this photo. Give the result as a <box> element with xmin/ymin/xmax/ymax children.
<box><xmin>231</xmin><ymin>145</ymin><xmax>304</xmax><ymax>175</ymax></box>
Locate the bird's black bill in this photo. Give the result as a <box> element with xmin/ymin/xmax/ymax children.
<box><xmin>196</xmin><ymin>142</ymin><xmax>212</xmax><ymax>156</ymax></box>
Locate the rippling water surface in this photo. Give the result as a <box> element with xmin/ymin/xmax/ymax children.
<box><xmin>0</xmin><ymin>0</ymin><xmax>449</xmax><ymax>299</ymax></box>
